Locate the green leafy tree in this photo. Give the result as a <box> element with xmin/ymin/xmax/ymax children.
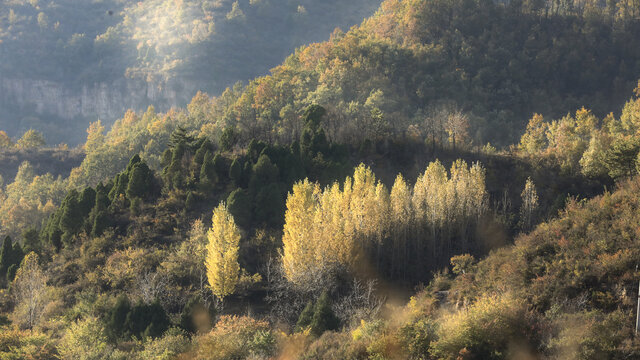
<box><xmin>16</xmin><ymin>129</ymin><xmax>45</xmax><ymax>149</ymax></box>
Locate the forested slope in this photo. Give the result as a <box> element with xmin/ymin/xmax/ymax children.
<box><xmin>2</xmin><ymin>0</ymin><xmax>640</xmax><ymax>358</ymax></box>
<box><xmin>0</xmin><ymin>0</ymin><xmax>382</xmax><ymax>143</ymax></box>
<box><xmin>160</xmin><ymin>0</ymin><xmax>640</xmax><ymax>148</ymax></box>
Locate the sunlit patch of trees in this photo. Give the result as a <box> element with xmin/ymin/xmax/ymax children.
<box><xmin>518</xmin><ymin>81</ymin><xmax>640</xmax><ymax>181</ymax></box>
<box><xmin>282</xmin><ymin>160</ymin><xmax>487</xmax><ymax>287</ymax></box>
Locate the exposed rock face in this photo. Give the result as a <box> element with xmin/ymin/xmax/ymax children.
<box><xmin>0</xmin><ymin>77</ymin><xmax>198</xmax><ymax>121</ymax></box>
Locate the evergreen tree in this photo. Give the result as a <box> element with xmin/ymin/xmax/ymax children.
<box><xmin>185</xmin><ymin>191</ymin><xmax>196</xmax><ymax>211</ymax></box>
<box><xmin>21</xmin><ymin>228</ymin><xmax>40</xmax><ymax>254</ymax></box>
<box><xmin>254</xmin><ymin>183</ymin><xmax>285</xmax><ymax>227</ymax></box>
<box><xmin>125</xmin><ymin>301</ymin><xmax>170</xmax><ymax>340</ymax></box>
<box><xmin>606</xmin><ymin>137</ymin><xmax>640</xmax><ymax>179</ymax></box>
<box><xmin>249</xmin><ymin>155</ymin><xmax>279</xmax><ymax>192</ymax></box>
<box><xmin>213</xmin><ymin>153</ymin><xmax>228</xmax><ymax>181</ymax></box>
<box><xmin>296</xmin><ymin>301</ymin><xmax>314</xmax><ymax>332</ymax></box>
<box><xmin>229</xmin><ymin>158</ymin><xmax>243</xmax><ymax>186</ymax></box>
<box><xmin>220</xmin><ymin>127</ymin><xmax>238</xmax><ymax>152</ymax></box>
<box><xmin>310</xmin><ymin>292</ymin><xmax>340</xmax><ymax>336</ymax></box>
<box><xmin>200</xmin><ymin>151</ymin><xmax>216</xmax><ymax>187</ymax></box>
<box><xmin>180</xmin><ymin>295</ymin><xmax>215</xmax><ymax>334</ymax></box>
<box><xmin>92</xmin><ymin>211</ymin><xmax>110</xmax><ymax>238</ymax></box>
<box><xmin>227</xmin><ymin>189</ymin><xmax>253</xmax><ymax>228</ymax></box>
<box><xmin>126</xmin><ymin>162</ymin><xmax>152</xmax><ymax>200</ymax></box>
<box><xmin>6</xmin><ymin>264</ymin><xmax>17</xmax><ymax>283</ymax></box>
<box><xmin>106</xmin><ymin>295</ymin><xmax>131</xmax><ymax>341</ymax></box>
<box><xmin>0</xmin><ymin>236</ymin><xmax>12</xmax><ymax>278</ymax></box>
<box><xmin>11</xmin><ymin>242</ymin><xmax>24</xmax><ymax>269</ymax></box>
<box><xmin>193</xmin><ymin>140</ymin><xmax>212</xmax><ymax>180</ymax></box>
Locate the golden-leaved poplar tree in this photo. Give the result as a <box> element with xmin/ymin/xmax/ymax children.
<box><xmin>206</xmin><ymin>202</ymin><xmax>241</xmax><ymax>300</ymax></box>
<box><xmin>281</xmin><ymin>179</ymin><xmax>322</xmax><ymax>286</ymax></box>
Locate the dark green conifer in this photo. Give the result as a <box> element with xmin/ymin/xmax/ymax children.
<box><xmin>229</xmin><ymin>158</ymin><xmax>243</xmax><ymax>186</ymax></box>
<box><xmin>295</xmin><ymin>301</ymin><xmax>314</xmax><ymax>332</ymax></box>
<box><xmin>0</xmin><ymin>236</ymin><xmax>12</xmax><ymax>277</ymax></box>
<box><xmin>310</xmin><ymin>292</ymin><xmax>340</xmax><ymax>336</ymax></box>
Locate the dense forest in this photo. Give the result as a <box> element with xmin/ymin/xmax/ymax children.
<box><xmin>2</xmin><ymin>0</ymin><xmax>640</xmax><ymax>358</ymax></box>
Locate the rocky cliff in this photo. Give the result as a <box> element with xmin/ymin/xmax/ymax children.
<box><xmin>0</xmin><ymin>76</ymin><xmax>199</xmax><ymax>144</ymax></box>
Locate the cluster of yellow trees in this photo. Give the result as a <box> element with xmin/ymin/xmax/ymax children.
<box><xmin>281</xmin><ymin>161</ymin><xmax>488</xmax><ymax>286</ymax></box>
<box><xmin>204</xmin><ymin>160</ymin><xmax>487</xmax><ymax>298</ymax></box>
<box><xmin>518</xmin><ymin>84</ymin><xmax>640</xmax><ymax>179</ymax></box>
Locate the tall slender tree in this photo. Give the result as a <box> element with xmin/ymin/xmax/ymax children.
<box><xmin>206</xmin><ymin>202</ymin><xmax>241</xmax><ymax>300</ymax></box>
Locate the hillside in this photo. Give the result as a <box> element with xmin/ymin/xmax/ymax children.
<box><xmin>2</xmin><ymin>0</ymin><xmax>640</xmax><ymax>358</ymax></box>
<box><xmin>0</xmin><ymin>148</ymin><xmax>83</xmax><ymax>184</ymax></box>
<box><xmin>169</xmin><ymin>0</ymin><xmax>640</xmax><ymax>148</ymax></box>
<box><xmin>0</xmin><ymin>0</ymin><xmax>382</xmax><ymax>144</ymax></box>
<box><xmin>290</xmin><ymin>172</ymin><xmax>640</xmax><ymax>359</ymax></box>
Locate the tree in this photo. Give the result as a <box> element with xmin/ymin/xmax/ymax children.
<box><xmin>206</xmin><ymin>203</ymin><xmax>241</xmax><ymax>300</ymax></box>
<box><xmin>125</xmin><ymin>301</ymin><xmax>171</xmax><ymax>339</ymax></box>
<box><xmin>58</xmin><ymin>317</ymin><xmax>113</xmax><ymax>360</ymax></box>
<box><xmin>0</xmin><ymin>236</ymin><xmax>13</xmax><ymax>279</ymax></box>
<box><xmin>520</xmin><ymin>177</ymin><xmax>539</xmax><ymax>231</ymax></box>
<box><xmin>281</xmin><ymin>179</ymin><xmax>322</xmax><ymax>286</ymax></box>
<box><xmin>16</xmin><ymin>129</ymin><xmax>45</xmax><ymax>149</ymax></box>
<box><xmin>295</xmin><ymin>301</ymin><xmax>314</xmax><ymax>332</ymax></box>
<box><xmin>229</xmin><ymin>158</ymin><xmax>243</xmax><ymax>186</ymax></box>
<box><xmin>106</xmin><ymin>295</ymin><xmax>131</xmax><ymax>341</ymax></box>
<box><xmin>11</xmin><ymin>252</ymin><xmax>48</xmax><ymax>329</ymax></box>
<box><xmin>126</xmin><ymin>161</ymin><xmax>153</xmax><ymax>200</ymax></box>
<box><xmin>605</xmin><ymin>137</ymin><xmax>640</xmax><ymax>179</ymax></box>
<box><xmin>580</xmin><ymin>131</ymin><xmax>612</xmax><ymax>178</ymax></box>
<box><xmin>445</xmin><ymin>110</ymin><xmax>469</xmax><ymax>151</ymax></box>
<box><xmin>0</xmin><ymin>130</ymin><xmax>12</xmax><ymax>148</ymax></box>
<box><xmin>220</xmin><ymin>127</ymin><xmax>238</xmax><ymax>151</ymax></box>
<box><xmin>310</xmin><ymin>292</ymin><xmax>340</xmax><ymax>336</ymax></box>
<box><xmin>450</xmin><ymin>254</ymin><xmax>476</xmax><ymax>275</ymax></box>
<box><xmin>390</xmin><ymin>174</ymin><xmax>412</xmax><ymax>276</ymax></box>
<box><xmin>226</xmin><ymin>189</ymin><xmax>252</xmax><ymax>228</ymax></box>
<box><xmin>84</xmin><ymin>120</ymin><xmax>105</xmax><ymax>154</ymax></box>
<box><xmin>519</xmin><ymin>114</ymin><xmax>548</xmax><ymax>155</ymax></box>
<box><xmin>21</xmin><ymin>228</ymin><xmax>39</xmax><ymax>254</ymax></box>
<box><xmin>180</xmin><ymin>295</ymin><xmax>215</xmax><ymax>334</ymax></box>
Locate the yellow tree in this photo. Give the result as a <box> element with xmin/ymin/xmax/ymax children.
<box><xmin>281</xmin><ymin>179</ymin><xmax>321</xmax><ymax>286</ymax></box>
<box><xmin>315</xmin><ymin>182</ymin><xmax>351</xmax><ymax>267</ymax></box>
<box><xmin>518</xmin><ymin>113</ymin><xmax>548</xmax><ymax>155</ymax></box>
<box><xmin>206</xmin><ymin>202</ymin><xmax>241</xmax><ymax>300</ymax></box>
<box><xmin>390</xmin><ymin>174</ymin><xmax>412</xmax><ymax>276</ymax></box>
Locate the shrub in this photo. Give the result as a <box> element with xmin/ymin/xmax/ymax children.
<box><xmin>430</xmin><ymin>293</ymin><xmax>537</xmax><ymax>360</ymax></box>
<box><xmin>58</xmin><ymin>317</ymin><xmax>113</xmax><ymax>360</ymax></box>
<box><xmin>188</xmin><ymin>315</ymin><xmax>275</xmax><ymax>359</ymax></box>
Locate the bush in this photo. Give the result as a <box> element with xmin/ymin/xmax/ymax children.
<box><xmin>58</xmin><ymin>317</ymin><xmax>114</xmax><ymax>360</ymax></box>
<box><xmin>137</xmin><ymin>328</ymin><xmax>191</xmax><ymax>360</ymax></box>
<box><xmin>430</xmin><ymin>293</ymin><xmax>537</xmax><ymax>360</ymax></box>
<box><xmin>188</xmin><ymin>316</ymin><xmax>275</xmax><ymax>360</ymax></box>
